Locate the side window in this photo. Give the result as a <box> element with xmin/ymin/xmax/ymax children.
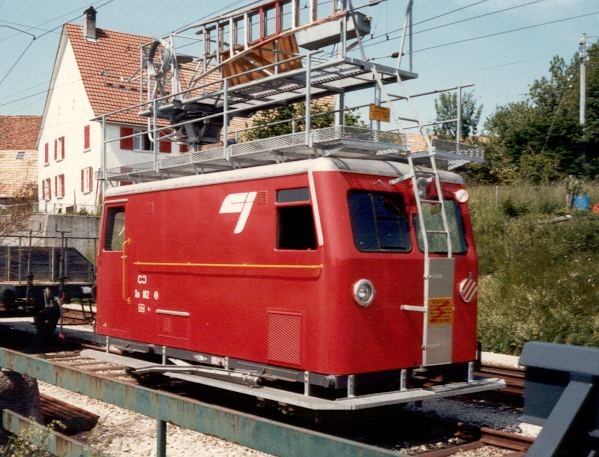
<box><xmin>104</xmin><ymin>207</ymin><xmax>125</xmax><ymax>251</ymax></box>
<box><xmin>276</xmin><ymin>187</ymin><xmax>317</xmax><ymax>250</ymax></box>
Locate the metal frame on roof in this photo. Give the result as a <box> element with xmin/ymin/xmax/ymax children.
<box><xmin>95</xmin><ymin>0</ymin><xmax>484</xmax><ymax>187</ymax></box>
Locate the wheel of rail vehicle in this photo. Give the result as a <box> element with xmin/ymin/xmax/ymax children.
<box><xmin>0</xmin><ymin>287</ymin><xmax>17</xmax><ymax>311</ymax></box>
<box><xmin>34</xmin><ymin>288</ymin><xmax>60</xmax><ymax>338</ymax></box>
<box><xmin>34</xmin><ymin>305</ymin><xmax>60</xmax><ymax>338</ymax></box>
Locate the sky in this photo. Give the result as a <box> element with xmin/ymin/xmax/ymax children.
<box><xmin>0</xmin><ymin>0</ymin><xmax>597</xmax><ymax>131</ymax></box>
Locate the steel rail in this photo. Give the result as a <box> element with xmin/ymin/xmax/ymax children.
<box><xmin>0</xmin><ymin>347</ymin><xmax>403</xmax><ymax>457</ymax></box>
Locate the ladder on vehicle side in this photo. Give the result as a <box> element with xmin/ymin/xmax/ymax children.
<box><xmin>372</xmin><ymin>64</ymin><xmax>455</xmax><ymax>367</ymax></box>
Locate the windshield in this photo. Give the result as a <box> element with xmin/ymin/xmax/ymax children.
<box><xmin>414</xmin><ymin>199</ymin><xmax>468</xmax><ymax>254</ymax></box>
<box><xmin>348</xmin><ymin>191</ymin><xmax>411</xmax><ymax>252</ymax></box>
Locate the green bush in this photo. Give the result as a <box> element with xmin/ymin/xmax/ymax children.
<box><xmin>469</xmin><ymin>182</ymin><xmax>599</xmax><ymax>354</ymax></box>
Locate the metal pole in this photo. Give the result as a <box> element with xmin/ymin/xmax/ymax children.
<box><xmin>579</xmin><ymin>33</ymin><xmax>587</xmax><ymax>126</ymax></box>
<box><xmin>156</xmin><ymin>419</ymin><xmax>167</xmax><ymax>457</ymax></box>
<box><xmin>101</xmin><ymin>116</ymin><xmax>107</xmax><ymax>196</ymax></box>
<box><xmin>456</xmin><ymin>86</ymin><xmax>462</xmax><ymax>152</ymax></box>
<box><xmin>305</xmin><ymin>54</ymin><xmax>312</xmax><ymax>146</ymax></box>
<box><xmin>335</xmin><ymin>93</ymin><xmax>345</xmax><ymax>127</ymax></box>
<box><xmin>223</xmin><ymin>77</ymin><xmax>229</xmax><ymax>160</ymax></box>
<box><xmin>153</xmin><ymin>100</ymin><xmax>159</xmax><ymax>173</ymax></box>
<box><xmin>340</xmin><ymin>0</ymin><xmax>347</xmax><ymax>59</ymax></box>
<box><xmin>409</xmin><ymin>0</ymin><xmax>413</xmax><ymax>72</ymax></box>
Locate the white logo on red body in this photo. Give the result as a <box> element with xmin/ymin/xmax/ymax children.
<box><xmin>219</xmin><ymin>192</ymin><xmax>257</xmax><ymax>234</ymax></box>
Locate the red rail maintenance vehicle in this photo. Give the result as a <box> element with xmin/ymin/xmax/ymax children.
<box><xmin>95</xmin><ymin>152</ymin><xmax>501</xmax><ymax>410</ymax></box>
<box><xmin>93</xmin><ymin>0</ymin><xmax>502</xmax><ymax>409</ymax></box>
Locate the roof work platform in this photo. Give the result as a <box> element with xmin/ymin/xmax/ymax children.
<box><xmin>97</xmin><ymin>0</ymin><xmax>484</xmax><ymax>185</ymax></box>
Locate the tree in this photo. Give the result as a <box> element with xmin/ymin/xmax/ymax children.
<box><xmin>244</xmin><ymin>101</ymin><xmax>364</xmax><ymax>141</ymax></box>
<box><xmin>433</xmin><ymin>90</ymin><xmax>483</xmax><ymax>140</ymax></box>
<box><xmin>0</xmin><ymin>181</ymin><xmax>37</xmax><ymax>242</ymax></box>
<box><xmin>484</xmin><ymin>42</ymin><xmax>599</xmax><ymax>181</ymax></box>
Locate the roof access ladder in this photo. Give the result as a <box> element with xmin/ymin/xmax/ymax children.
<box><xmin>368</xmin><ymin>5</ymin><xmax>456</xmax><ymax>366</ymax></box>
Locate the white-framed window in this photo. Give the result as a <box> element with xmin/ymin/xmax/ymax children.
<box><xmin>42</xmin><ymin>178</ymin><xmax>52</xmax><ymax>201</ymax></box>
<box><xmin>81</xmin><ymin>167</ymin><xmax>94</xmax><ymax>194</ymax></box>
<box><xmin>55</xmin><ymin>136</ymin><xmax>65</xmax><ymax>161</ymax></box>
<box><xmin>55</xmin><ymin>174</ymin><xmax>65</xmax><ymax>199</ymax></box>
<box><xmin>120</xmin><ymin>126</ymin><xmax>151</xmax><ymax>151</ymax></box>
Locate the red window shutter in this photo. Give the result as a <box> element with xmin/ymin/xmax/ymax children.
<box><xmin>54</xmin><ymin>176</ymin><xmax>57</xmax><ymax>197</ymax></box>
<box><xmin>84</xmin><ymin>125</ymin><xmax>90</xmax><ymax>150</ymax></box>
<box><xmin>88</xmin><ymin>167</ymin><xmax>94</xmax><ymax>192</ymax></box>
<box><xmin>44</xmin><ymin>143</ymin><xmax>49</xmax><ymax>163</ymax></box>
<box><xmin>180</xmin><ymin>143</ymin><xmax>188</xmax><ymax>153</ymax></box>
<box><xmin>61</xmin><ymin>136</ymin><xmax>65</xmax><ymax>159</ymax></box>
<box><xmin>120</xmin><ymin>127</ymin><xmax>134</xmax><ymax>150</ymax></box>
<box><xmin>159</xmin><ymin>131</ymin><xmax>172</xmax><ymax>153</ymax></box>
<box><xmin>60</xmin><ymin>175</ymin><xmax>65</xmax><ymax>197</ymax></box>
<box><xmin>81</xmin><ymin>169</ymin><xmax>84</xmax><ymax>192</ymax></box>
<box><xmin>47</xmin><ymin>179</ymin><xmax>51</xmax><ymax>199</ymax></box>
<box><xmin>41</xmin><ymin>183</ymin><xmax>45</xmax><ymax>201</ymax></box>
<box><xmin>54</xmin><ymin>140</ymin><xmax>57</xmax><ymax>160</ymax></box>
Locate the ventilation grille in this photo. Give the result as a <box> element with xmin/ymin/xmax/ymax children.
<box><xmin>267</xmin><ymin>312</ymin><xmax>302</xmax><ymax>366</ymax></box>
<box><xmin>255</xmin><ymin>191</ymin><xmax>268</xmax><ymax>205</ymax></box>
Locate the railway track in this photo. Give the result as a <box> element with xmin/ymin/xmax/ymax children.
<box><xmin>60</xmin><ymin>302</ymin><xmax>95</xmax><ymax>325</ymax></box>
<box><xmin>477</xmin><ymin>365</ymin><xmax>525</xmax><ymax>397</ymax></box>
<box><xmin>417</xmin><ymin>427</ymin><xmax>533</xmax><ymax>456</ymax></box>
<box><xmin>0</xmin><ymin>321</ymin><xmax>534</xmax><ymax>456</ymax></box>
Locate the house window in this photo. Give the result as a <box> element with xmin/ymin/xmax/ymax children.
<box><xmin>179</xmin><ymin>143</ymin><xmax>189</xmax><ymax>153</ymax></box>
<box><xmin>120</xmin><ymin>126</ymin><xmax>151</xmax><ymax>151</ymax></box>
<box><xmin>81</xmin><ymin>167</ymin><xmax>94</xmax><ymax>194</ymax></box>
<box><xmin>159</xmin><ymin>131</ymin><xmax>172</xmax><ymax>153</ymax></box>
<box><xmin>276</xmin><ymin>187</ymin><xmax>317</xmax><ymax>250</ymax></box>
<box><xmin>84</xmin><ymin>125</ymin><xmax>90</xmax><ymax>150</ymax></box>
<box><xmin>42</xmin><ymin>178</ymin><xmax>52</xmax><ymax>201</ymax></box>
<box><xmin>55</xmin><ymin>136</ymin><xmax>65</xmax><ymax>161</ymax></box>
<box><xmin>15</xmin><ymin>151</ymin><xmax>25</xmax><ymax>160</ymax></box>
<box><xmin>55</xmin><ymin>174</ymin><xmax>65</xmax><ymax>199</ymax></box>
<box><xmin>44</xmin><ymin>143</ymin><xmax>49</xmax><ymax>165</ymax></box>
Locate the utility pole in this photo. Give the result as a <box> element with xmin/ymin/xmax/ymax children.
<box><xmin>579</xmin><ymin>33</ymin><xmax>587</xmax><ymax>126</ymax></box>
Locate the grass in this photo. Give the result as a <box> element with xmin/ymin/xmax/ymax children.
<box><xmin>468</xmin><ymin>182</ymin><xmax>599</xmax><ymax>354</ymax></box>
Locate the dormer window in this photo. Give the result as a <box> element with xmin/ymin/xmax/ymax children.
<box><xmin>15</xmin><ymin>151</ymin><xmax>25</xmax><ymax>160</ymax></box>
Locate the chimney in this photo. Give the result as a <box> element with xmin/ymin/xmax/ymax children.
<box><xmin>83</xmin><ymin>6</ymin><xmax>97</xmax><ymax>41</ymax></box>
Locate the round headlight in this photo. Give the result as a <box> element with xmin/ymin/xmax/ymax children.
<box><xmin>455</xmin><ymin>189</ymin><xmax>469</xmax><ymax>203</ymax></box>
<box><xmin>353</xmin><ymin>279</ymin><xmax>375</xmax><ymax>308</ymax></box>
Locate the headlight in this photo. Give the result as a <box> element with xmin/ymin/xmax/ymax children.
<box><xmin>353</xmin><ymin>279</ymin><xmax>375</xmax><ymax>308</ymax></box>
<box><xmin>455</xmin><ymin>189</ymin><xmax>469</xmax><ymax>203</ymax></box>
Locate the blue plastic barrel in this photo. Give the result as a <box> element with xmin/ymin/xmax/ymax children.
<box><xmin>572</xmin><ymin>194</ymin><xmax>591</xmax><ymax>211</ymax></box>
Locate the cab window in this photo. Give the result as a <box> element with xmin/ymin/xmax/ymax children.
<box><xmin>104</xmin><ymin>207</ymin><xmax>125</xmax><ymax>251</ymax></box>
<box><xmin>414</xmin><ymin>200</ymin><xmax>468</xmax><ymax>254</ymax></box>
<box><xmin>348</xmin><ymin>191</ymin><xmax>411</xmax><ymax>252</ymax></box>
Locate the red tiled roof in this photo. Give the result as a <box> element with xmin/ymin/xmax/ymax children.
<box><xmin>65</xmin><ymin>24</ymin><xmax>152</xmax><ymax>125</ymax></box>
<box><xmin>0</xmin><ymin>116</ymin><xmax>42</xmax><ymax>150</ymax></box>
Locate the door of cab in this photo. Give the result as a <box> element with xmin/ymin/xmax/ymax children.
<box><xmin>97</xmin><ymin>203</ymin><xmax>129</xmax><ymax>334</ymax></box>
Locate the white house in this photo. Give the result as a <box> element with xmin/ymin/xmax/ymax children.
<box><xmin>37</xmin><ymin>8</ymin><xmax>190</xmax><ymax>214</ymax></box>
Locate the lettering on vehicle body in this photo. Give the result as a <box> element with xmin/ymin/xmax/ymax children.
<box><xmin>219</xmin><ymin>192</ymin><xmax>257</xmax><ymax>234</ymax></box>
